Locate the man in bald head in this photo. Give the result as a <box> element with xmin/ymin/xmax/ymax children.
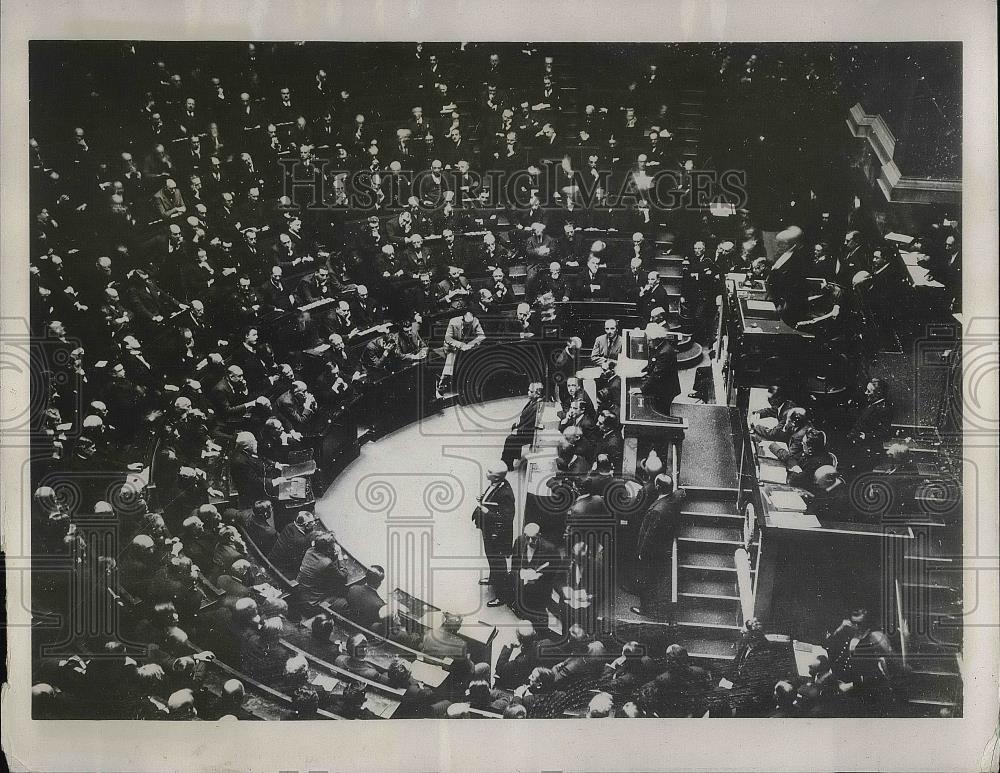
<box><xmin>472</xmin><ymin>461</ymin><xmax>516</xmax><ymax>607</ymax></box>
<box><xmin>510</xmin><ymin>522</ymin><xmax>558</xmax><ymax>626</ymax></box>
<box><xmin>639</xmin><ymin>322</ymin><xmax>680</xmax><ymax>416</ymax></box>
<box><xmin>766</xmin><ymin>224</ymin><xmax>814</xmax><ymax>324</ymax></box>
<box><xmin>629</xmin><ymin>473</ymin><xmax>686</xmax><ymax>619</ymax></box>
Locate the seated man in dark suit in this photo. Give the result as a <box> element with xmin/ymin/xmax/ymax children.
<box><xmin>268</xmin><ymin>510</ymin><xmax>317</xmax><ymax>578</ymax></box>
<box><xmin>637</xmin><ymin>271</ymin><xmax>670</xmax><ymax>322</ymax></box>
<box><xmin>342</xmin><ymin>565</ymin><xmax>386</xmax><ymax>629</ymax></box>
<box><xmin>558</xmin><ymin>398</ymin><xmax>597</xmax><ymax>440</ymax></box>
<box><xmin>295</xmin><ymin>265</ymin><xmax>338</xmax><ymax>306</ymax></box>
<box><xmin>527</xmin><ymin>260</ymin><xmax>570</xmax><ymax>304</ymax></box>
<box><xmin>573</xmin><ymin>253</ymin><xmax>611</xmax><ymax>300</ymax></box>
<box><xmin>435</xmin><ymin>265</ymin><xmax>473</xmax><ymax>312</ymax></box>
<box><xmin>240</xmin><ymin>499</ymin><xmax>278</xmax><ymax>554</ymax></box>
<box><xmin>230</xmin><ymin>431</ymin><xmax>283</xmax><ymax>510</ymax></box>
<box><xmin>361</xmin><ymin>329</ymin><xmax>402</xmax><ymax>379</ymax></box>
<box><xmin>595</xmin><ymin>359</ymin><xmax>622</xmax><ymax>416</ymax></box>
<box><xmin>806</xmin><ymin>466</ymin><xmax>853</xmax><ymax>522</ymax></box>
<box><xmin>495</xmin><ymin>621</ymin><xmax>550</xmax><ymax>689</ymax></box>
<box><xmin>594</xmin><ymin>410</ymin><xmax>625</xmax><ymax>472</ymax></box>
<box><xmin>276</xmin><ymin>380</ymin><xmax>320</xmax><ymax>433</ymax></box>
<box><xmin>295</xmin><ymin>531</ymin><xmax>350</xmax><ymax>607</ymax></box>
<box><xmin>503</xmin><ymin>302</ymin><xmax>539</xmax><ymax>341</ymax></box>
<box><xmin>560</xmin><ymin>376</ymin><xmax>596</xmax><ymax>420</ymax></box>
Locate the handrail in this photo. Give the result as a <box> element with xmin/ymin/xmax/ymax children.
<box><xmin>280</xmin><ymin>638</ymin><xmax>407</xmax><ymax>697</ymax></box>
<box><xmin>734</xmin><ymin>547</ymin><xmax>754</xmax><ymax>622</ymax></box>
<box><xmin>236</xmin><ymin>523</ymin><xmax>299</xmax><ymax>590</ymax></box>
<box><xmin>318</xmin><ymin>600</ymin><xmax>453</xmax><ymax>669</ymax></box>
<box><xmin>671</xmin><ymin>537</ymin><xmax>679</xmax><ymax>605</ymax></box>
<box><xmin>895</xmin><ymin>578</ymin><xmax>908</xmax><ymax>667</ymax></box>
<box><xmin>190</xmin><ymin>642</ymin><xmax>345</xmax><ymax>720</ymax></box>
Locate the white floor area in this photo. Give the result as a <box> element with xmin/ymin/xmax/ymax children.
<box><xmin>316</xmin><ymin>396</ymin><xmax>529</xmax><ymax>651</ymax></box>
<box><xmin>315</xmin><ymin>360</ymin><xmax>720</xmax><ymax>663</ymax></box>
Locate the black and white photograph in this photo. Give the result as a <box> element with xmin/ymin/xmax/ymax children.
<box><xmin>2</xmin><ymin>2</ymin><xmax>997</xmax><ymax>771</ymax></box>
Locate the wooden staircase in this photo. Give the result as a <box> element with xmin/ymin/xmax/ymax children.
<box><xmin>672</xmin><ymin>489</ymin><xmax>748</xmax><ymax>664</ymax></box>
<box><xmin>895</xmin><ymin>533</ymin><xmax>964</xmax><ymax>716</ymax></box>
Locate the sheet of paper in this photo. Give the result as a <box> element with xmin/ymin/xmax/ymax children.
<box><xmin>310</xmin><ymin>672</ymin><xmax>341</xmax><ymax>692</ymax></box>
<box><xmin>758</xmin><ymin>441</ymin><xmax>787</xmax><ymax>460</ymax></box>
<box><xmin>792</xmin><ymin>640</ymin><xmax>828</xmax><ymax>677</ymax></box>
<box><xmin>906</xmin><ymin>264</ymin><xmax>945</xmax><ymax>288</ymax></box>
<box><xmin>759</xmin><ymin>464</ymin><xmax>788</xmax><ymax>484</ymax></box>
<box><xmin>363</xmin><ymin>691</ymin><xmax>400</xmax><ymax>718</ymax></box>
<box><xmin>746</xmin><ymin>299</ymin><xmax>777</xmax><ymax>313</ymax></box>
<box><xmin>767</xmin><ymin>510</ymin><xmax>821</xmax><ymax>528</ymax></box>
<box><xmin>769</xmin><ymin>490</ymin><xmax>808</xmax><ymax>511</ymax></box>
<box><xmin>410</xmin><ymin>659</ymin><xmax>449</xmax><ymax>687</ymax></box>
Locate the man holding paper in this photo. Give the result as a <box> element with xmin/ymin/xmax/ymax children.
<box><xmin>510</xmin><ymin>522</ymin><xmax>557</xmax><ymax>628</ymax></box>
<box><xmin>473</xmin><ymin>462</ymin><xmax>516</xmax><ymax>608</ymax></box>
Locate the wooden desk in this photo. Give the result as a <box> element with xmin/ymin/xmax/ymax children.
<box><xmin>744</xmin><ymin>430</ymin><xmax>915</xmax><ymax>640</ymax></box>
<box><xmin>723</xmin><ymin>274</ymin><xmax>814</xmax><ymax>408</ymax></box>
<box><xmin>391</xmin><ymin>587</ymin><xmax>498</xmax><ymax>664</ymax></box>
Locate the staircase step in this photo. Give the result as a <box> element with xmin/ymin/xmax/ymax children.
<box><xmin>680</xmin><ymin>497</ymin><xmax>740</xmax><ymax>514</ymax></box>
<box><xmin>678</xmin><ymin>523</ymin><xmax>743</xmax><ymax>543</ymax></box>
<box><xmin>677</xmin><ymin>549</ymin><xmax>737</xmax><ymax>571</ymax></box>
<box><xmin>678</xmin><ymin>577</ymin><xmax>739</xmax><ymax>598</ymax></box>
<box><xmin>906</xmin><ymin>653</ymin><xmax>961</xmax><ymax>677</ymax></box>
<box><xmin>908</xmin><ymin>669</ymin><xmax>962</xmax><ymax>687</ymax></box>
<box><xmin>906</xmin><ymin>671</ymin><xmax>961</xmax><ymax>707</ymax></box>
<box><xmin>674</xmin><ymin>602</ymin><xmax>742</xmax><ymax>628</ymax></box>
<box><xmin>675</xmin><ymin>636</ymin><xmax>736</xmax><ymax>661</ymax></box>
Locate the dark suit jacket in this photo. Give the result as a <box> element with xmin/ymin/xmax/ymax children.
<box><xmin>296</xmin><ymin>545</ymin><xmax>349</xmax><ymax>604</ymax></box>
<box><xmin>510</xmin><ymin>396</ymin><xmax>542</xmax><ymax>438</ymax></box>
<box><xmin>345</xmin><ymin>583</ymin><xmax>385</xmax><ymax>629</ymax></box>
<box><xmin>641</xmin><ymin>338</ymin><xmax>681</xmax><ymax>412</ymax></box>
<box><xmin>573</xmin><ymin>269</ymin><xmax>611</xmax><ymax>300</ymax></box>
<box><xmin>510</xmin><ymin>534</ymin><xmax>558</xmax><ymax>579</ymax></box>
<box><xmin>472</xmin><ymin>479</ymin><xmax>515</xmax><ymax>554</ymax></box>
<box><xmin>211</xmin><ymin>379</ymin><xmax>255</xmax><ymax>423</ymax></box>
<box><xmin>766</xmin><ymin>244</ymin><xmax>813</xmax><ymax>324</ymax></box>
<box><xmin>636</xmin><ymin>490</ymin><xmax>687</xmax><ymax>558</ymax></box>
<box><xmin>230</xmin><ymin>447</ymin><xmax>271</xmax><ymax>509</ymax></box>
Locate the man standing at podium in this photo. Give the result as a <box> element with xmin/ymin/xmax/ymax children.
<box><xmin>473</xmin><ymin>461</ymin><xmax>515</xmax><ymax>608</ymax></box>
<box><xmin>639</xmin><ymin>322</ymin><xmax>680</xmax><ymax>416</ymax></box>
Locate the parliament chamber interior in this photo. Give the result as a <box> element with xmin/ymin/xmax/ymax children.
<box><xmin>26</xmin><ymin>40</ymin><xmax>965</xmax><ymax>721</ymax></box>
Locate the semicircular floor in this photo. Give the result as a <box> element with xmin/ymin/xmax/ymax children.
<box><xmin>316</xmin><ymin>396</ymin><xmax>531</xmax><ymax>644</ymax></box>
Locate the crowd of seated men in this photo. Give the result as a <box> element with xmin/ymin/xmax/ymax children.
<box><xmin>28</xmin><ymin>42</ymin><xmax>956</xmax><ymax>719</ymax></box>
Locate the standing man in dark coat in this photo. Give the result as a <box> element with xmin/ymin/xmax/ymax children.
<box><xmin>501</xmin><ymin>381</ymin><xmax>544</xmax><ymax>470</ymax></box>
<box><xmin>473</xmin><ymin>462</ymin><xmax>516</xmax><ymax>608</ymax></box>
<box><xmin>640</xmin><ymin>323</ymin><xmax>681</xmax><ymax>415</ymax></box>
<box><xmin>766</xmin><ymin>225</ymin><xmax>814</xmax><ymax>326</ymax></box>
<box><xmin>629</xmin><ymin>474</ymin><xmax>686</xmax><ymax>620</ymax></box>
<box><xmin>509</xmin><ymin>522</ymin><xmax>558</xmax><ymax>628</ymax></box>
